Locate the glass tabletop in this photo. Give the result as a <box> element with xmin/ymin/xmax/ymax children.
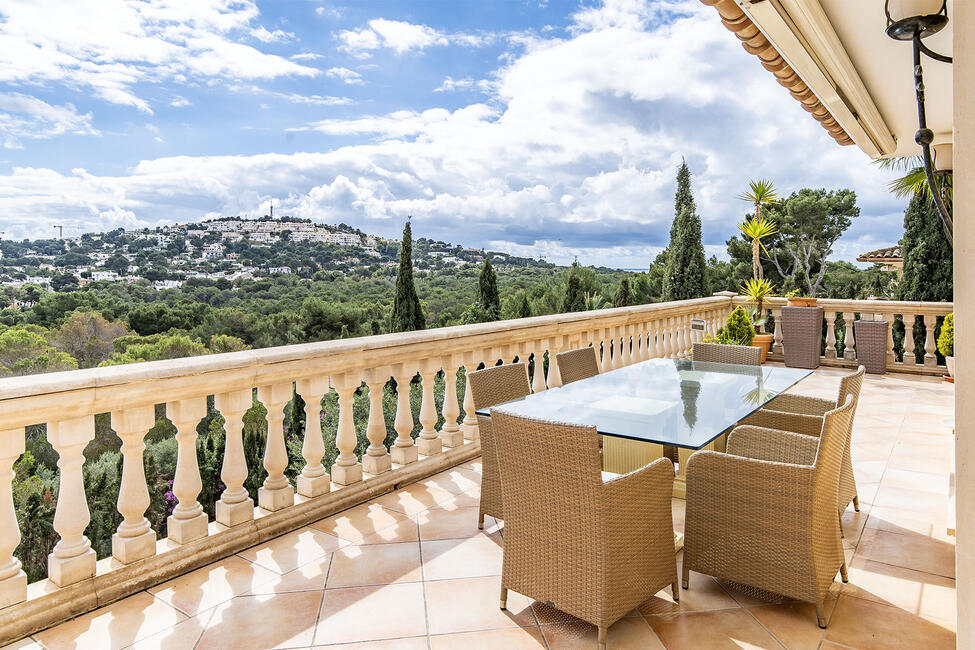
<box><xmin>479</xmin><ymin>358</ymin><xmax>812</xmax><ymax>450</ymax></box>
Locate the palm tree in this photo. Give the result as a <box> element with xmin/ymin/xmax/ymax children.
<box><xmin>736</xmin><ymin>180</ymin><xmax>779</xmax><ymax>280</ymax></box>
<box><xmin>875</xmin><ymin>156</ymin><xmax>953</xmax><ymax>205</ymax></box>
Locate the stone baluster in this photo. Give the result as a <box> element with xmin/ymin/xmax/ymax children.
<box><xmin>654</xmin><ymin>324</ymin><xmax>664</xmax><ymax>358</ymax></box>
<box><xmin>547</xmin><ymin>339</ymin><xmax>563</xmax><ymax>388</ymax></box>
<box><xmin>295</xmin><ymin>377</ymin><xmax>330</xmax><ymax>496</ymax></box>
<box><xmin>923</xmin><ymin>314</ymin><xmax>937</xmax><ymax>366</ymax></box>
<box><xmin>605</xmin><ymin>332</ymin><xmax>617</xmax><ymax>370</ymax></box>
<box><xmin>257</xmin><ymin>383</ymin><xmax>296</xmax><ymax>508</ymax></box>
<box><xmin>330</xmin><ymin>372</ymin><xmax>363</xmax><ymax>485</ymax></box>
<box><xmin>531</xmin><ymin>348</ymin><xmax>547</xmax><ymax>393</ymax></box>
<box><xmin>590</xmin><ymin>332</ymin><xmax>604</xmax><ymax>372</ymax></box>
<box><xmin>111</xmin><ymin>406</ymin><xmax>157</xmax><ymax>563</ymax></box>
<box><xmin>887</xmin><ymin>316</ymin><xmax>898</xmax><ymax>366</ymax></box>
<box><xmin>393</xmin><ymin>366</ymin><xmax>421</xmax><ymax>462</ymax></box>
<box><xmin>843</xmin><ymin>312</ymin><xmax>856</xmax><ymax>360</ymax></box>
<box><xmin>362</xmin><ymin>369</ymin><xmax>393</xmax><ymax>475</ymax></box>
<box><xmin>0</xmin><ymin>429</ymin><xmax>26</xmax><ymax>608</ymax></box>
<box><xmin>167</xmin><ymin>399</ymin><xmax>209</xmax><ymax>544</ymax></box>
<box><xmin>621</xmin><ymin>326</ymin><xmax>632</xmax><ymax>366</ymax></box>
<box><xmin>440</xmin><ymin>357</ymin><xmax>464</xmax><ymax>447</ymax></box>
<box><xmin>47</xmin><ymin>416</ymin><xmax>97</xmax><ymax>586</ymax></box>
<box><xmin>461</xmin><ymin>356</ymin><xmax>480</xmax><ymax>440</ymax></box>
<box><xmin>902</xmin><ymin>314</ymin><xmax>918</xmax><ymax>365</ymax></box>
<box><xmin>825</xmin><ymin>312</ymin><xmax>838</xmax><ymax>359</ymax></box>
<box><xmin>675</xmin><ymin>318</ymin><xmax>685</xmax><ymax>358</ymax></box>
<box><xmin>417</xmin><ymin>360</ymin><xmax>443</xmax><ymax>457</ymax></box>
<box><xmin>214</xmin><ymin>389</ymin><xmax>255</xmax><ymax>526</ymax></box>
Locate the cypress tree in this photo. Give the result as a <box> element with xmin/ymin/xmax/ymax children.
<box><xmin>613</xmin><ymin>276</ymin><xmax>632</xmax><ymax>307</ymax></box>
<box><xmin>477</xmin><ymin>258</ymin><xmax>500</xmax><ymax>319</ymax></box>
<box><xmin>898</xmin><ymin>193</ymin><xmax>953</xmax><ymax>302</ymax></box>
<box><xmin>662</xmin><ymin>161</ymin><xmax>709</xmax><ymax>301</ymax></box>
<box><xmin>391</xmin><ymin>221</ymin><xmax>425</xmax><ymax>332</ymax></box>
<box><xmin>514</xmin><ymin>292</ymin><xmax>532</xmax><ymax>319</ymax></box>
<box><xmin>562</xmin><ymin>263</ymin><xmax>587</xmax><ymax>313</ymax></box>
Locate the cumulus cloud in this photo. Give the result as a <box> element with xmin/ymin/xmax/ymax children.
<box><xmin>250</xmin><ymin>26</ymin><xmax>295</xmax><ymax>43</ymax></box>
<box><xmin>0</xmin><ymin>0</ymin><xmax>318</xmax><ymax>113</ymax></box>
<box><xmin>337</xmin><ymin>18</ymin><xmax>497</xmax><ymax>57</ymax></box>
<box><xmin>0</xmin><ymin>92</ymin><xmax>98</xmax><ymax>149</ymax></box>
<box><xmin>169</xmin><ymin>96</ymin><xmax>192</xmax><ymax>107</ymax></box>
<box><xmin>325</xmin><ymin>67</ymin><xmax>364</xmax><ymax>85</ymax></box>
<box><xmin>0</xmin><ymin>0</ymin><xmax>906</xmax><ymax>266</ymax></box>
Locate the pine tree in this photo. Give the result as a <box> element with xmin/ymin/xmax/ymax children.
<box><xmin>514</xmin><ymin>292</ymin><xmax>532</xmax><ymax>319</ymax></box>
<box><xmin>898</xmin><ymin>193</ymin><xmax>952</xmax><ymax>302</ymax></box>
<box><xmin>613</xmin><ymin>276</ymin><xmax>632</xmax><ymax>307</ymax></box>
<box><xmin>562</xmin><ymin>263</ymin><xmax>586</xmax><ymax>312</ymax></box>
<box><xmin>662</xmin><ymin>161</ymin><xmax>709</xmax><ymax>301</ymax></box>
<box><xmin>391</xmin><ymin>221</ymin><xmax>425</xmax><ymax>332</ymax></box>
<box><xmin>477</xmin><ymin>258</ymin><xmax>500</xmax><ymax>320</ymax></box>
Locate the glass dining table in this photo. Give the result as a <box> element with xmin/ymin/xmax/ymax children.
<box><xmin>477</xmin><ymin>357</ymin><xmax>813</xmax><ymax>549</ymax></box>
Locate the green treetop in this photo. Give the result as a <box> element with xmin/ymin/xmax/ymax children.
<box><xmin>898</xmin><ymin>193</ymin><xmax>952</xmax><ymax>302</ymax></box>
<box><xmin>674</xmin><ymin>158</ymin><xmax>696</xmax><ymax>217</ymax></box>
<box><xmin>613</xmin><ymin>276</ymin><xmax>632</xmax><ymax>307</ymax></box>
<box><xmin>477</xmin><ymin>257</ymin><xmax>501</xmax><ymax>320</ymax></box>
<box><xmin>663</xmin><ymin>162</ymin><xmax>709</xmax><ymax>301</ymax></box>
<box><xmin>391</xmin><ymin>221</ymin><xmax>426</xmax><ymax>332</ymax></box>
<box><xmin>562</xmin><ymin>263</ymin><xmax>587</xmax><ymax>313</ymax></box>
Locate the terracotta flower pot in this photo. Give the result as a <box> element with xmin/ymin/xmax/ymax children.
<box><xmin>786</xmin><ymin>297</ymin><xmax>818</xmax><ymax>307</ymax></box>
<box><xmin>947</xmin><ymin>356</ymin><xmax>955</xmax><ymax>377</ymax></box>
<box><xmin>751</xmin><ymin>333</ymin><xmax>774</xmax><ymax>364</ymax></box>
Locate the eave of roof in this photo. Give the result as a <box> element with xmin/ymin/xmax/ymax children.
<box><xmin>857</xmin><ymin>245</ymin><xmax>903</xmax><ymax>263</ymax></box>
<box><xmin>701</xmin><ymin>0</ymin><xmax>854</xmax><ymax>147</ymax></box>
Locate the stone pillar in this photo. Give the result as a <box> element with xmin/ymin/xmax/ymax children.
<box><xmin>0</xmin><ymin>429</ymin><xmax>26</xmax><ymax>608</ymax></box>
<box><xmin>295</xmin><ymin>377</ymin><xmax>330</xmax><ymax>497</ymax></box>
<box><xmin>392</xmin><ymin>367</ymin><xmax>420</xmax><ymax>464</ymax></box>
<box><xmin>111</xmin><ymin>406</ymin><xmax>157</xmax><ymax>563</ymax></box>
<box><xmin>440</xmin><ymin>358</ymin><xmax>464</xmax><ymax>447</ymax></box>
<box><xmin>417</xmin><ymin>361</ymin><xmax>443</xmax><ymax>457</ymax></box>
<box><xmin>843</xmin><ymin>312</ymin><xmax>856</xmax><ymax>361</ymax></box>
<box><xmin>214</xmin><ymin>389</ymin><xmax>255</xmax><ymax>526</ymax></box>
<box><xmin>362</xmin><ymin>369</ymin><xmax>392</xmax><ymax>475</ymax></box>
<box><xmin>47</xmin><ymin>416</ymin><xmax>97</xmax><ymax>586</ymax></box>
<box><xmin>825</xmin><ymin>312</ymin><xmax>838</xmax><ymax>359</ymax></box>
<box><xmin>166</xmin><ymin>399</ymin><xmax>209</xmax><ymax>544</ymax></box>
<box><xmin>330</xmin><ymin>373</ymin><xmax>363</xmax><ymax>485</ymax></box>
<box><xmin>257</xmin><ymin>383</ymin><xmax>296</xmax><ymax>510</ymax></box>
<box><xmin>903</xmin><ymin>314</ymin><xmax>918</xmax><ymax>365</ymax></box>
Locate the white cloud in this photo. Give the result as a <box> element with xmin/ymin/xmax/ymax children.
<box><xmin>0</xmin><ymin>0</ymin><xmax>907</xmax><ymax>265</ymax></box>
<box><xmin>291</xmin><ymin>52</ymin><xmax>324</xmax><ymax>61</ymax></box>
<box><xmin>277</xmin><ymin>93</ymin><xmax>355</xmax><ymax>106</ymax></box>
<box><xmin>0</xmin><ymin>0</ymin><xmax>318</xmax><ymax>114</ymax></box>
<box><xmin>337</xmin><ymin>18</ymin><xmax>495</xmax><ymax>57</ymax></box>
<box><xmin>326</xmin><ymin>67</ymin><xmax>364</xmax><ymax>85</ymax></box>
<box><xmin>434</xmin><ymin>76</ymin><xmax>496</xmax><ymax>93</ymax></box>
<box><xmin>250</xmin><ymin>26</ymin><xmax>295</xmax><ymax>43</ymax></box>
<box><xmin>169</xmin><ymin>95</ymin><xmax>192</xmax><ymax>107</ymax></box>
<box><xmin>0</xmin><ymin>92</ymin><xmax>98</xmax><ymax>149</ymax></box>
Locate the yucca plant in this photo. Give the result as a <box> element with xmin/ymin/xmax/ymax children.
<box><xmin>740</xmin><ymin>277</ymin><xmax>774</xmax><ymax>333</ymax></box>
<box><xmin>737</xmin><ymin>179</ymin><xmax>779</xmax><ymax>280</ymax></box>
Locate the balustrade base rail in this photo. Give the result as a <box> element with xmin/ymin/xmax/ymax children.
<box><xmin>0</xmin><ymin>441</ymin><xmax>480</xmax><ymax>647</ymax></box>
<box><xmin>765</xmin><ymin>353</ymin><xmax>948</xmax><ymax>376</ymax></box>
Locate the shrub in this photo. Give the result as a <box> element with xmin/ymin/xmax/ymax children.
<box><xmin>937</xmin><ymin>313</ymin><xmax>953</xmax><ymax>357</ymax></box>
<box><xmin>707</xmin><ymin>306</ymin><xmax>755</xmax><ymax>346</ymax></box>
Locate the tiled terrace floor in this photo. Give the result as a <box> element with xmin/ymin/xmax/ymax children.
<box><xmin>5</xmin><ymin>367</ymin><xmax>956</xmax><ymax>649</ymax></box>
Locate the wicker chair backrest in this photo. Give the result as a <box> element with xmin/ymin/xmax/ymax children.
<box><xmin>692</xmin><ymin>342</ymin><xmax>761</xmax><ymax>366</ymax></box>
<box><xmin>556</xmin><ymin>347</ymin><xmax>600</xmax><ymax>385</ymax></box>
<box><xmin>468</xmin><ymin>362</ymin><xmax>531</xmax><ymax>410</ymax></box>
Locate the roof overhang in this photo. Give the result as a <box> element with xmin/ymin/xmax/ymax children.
<box><xmin>703</xmin><ymin>0</ymin><xmax>953</xmax><ymax>160</ymax></box>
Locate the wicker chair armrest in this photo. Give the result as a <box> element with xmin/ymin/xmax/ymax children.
<box><xmin>726</xmin><ymin>425</ymin><xmax>819</xmax><ymax>465</ymax></box>
<box><xmin>764</xmin><ymin>393</ymin><xmax>835</xmax><ymax>416</ymax></box>
<box><xmin>602</xmin><ymin>456</ymin><xmax>675</xmax><ymax>506</ymax></box>
<box><xmin>738</xmin><ymin>409</ymin><xmax>824</xmax><ymax>438</ymax></box>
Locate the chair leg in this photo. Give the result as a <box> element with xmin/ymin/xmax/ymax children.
<box><xmin>500</xmin><ymin>586</ymin><xmax>508</xmax><ymax>610</ymax></box>
<box><xmin>478</xmin><ymin>510</ymin><xmax>485</xmax><ymax>530</ymax></box>
<box><xmin>838</xmin><ymin>510</ymin><xmax>845</xmax><ymax>538</ymax></box>
<box><xmin>816</xmin><ymin>602</ymin><xmax>827</xmax><ymax>629</ymax></box>
<box><xmin>671</xmin><ymin>581</ymin><xmax>680</xmax><ymax>602</ymax></box>
<box><xmin>681</xmin><ymin>562</ymin><xmax>690</xmax><ymax>589</ymax></box>
<box><xmin>853</xmin><ymin>495</ymin><xmax>860</xmax><ymax>512</ymax></box>
<box><xmin>840</xmin><ymin>562</ymin><xmax>849</xmax><ymax>583</ymax></box>
<box><xmin>597</xmin><ymin>626</ymin><xmax>607</xmax><ymax>650</ymax></box>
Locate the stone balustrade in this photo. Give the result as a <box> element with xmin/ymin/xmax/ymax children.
<box><xmin>0</xmin><ymin>295</ymin><xmax>730</xmax><ymax>644</ymax></box>
<box><xmin>732</xmin><ymin>296</ymin><xmax>954</xmax><ymax>374</ymax></box>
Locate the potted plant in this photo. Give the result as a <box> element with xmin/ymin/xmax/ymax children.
<box><xmin>786</xmin><ymin>288</ymin><xmax>818</xmax><ymax>307</ymax></box>
<box><xmin>938</xmin><ymin>313</ymin><xmax>954</xmax><ymax>377</ymax></box>
<box><xmin>740</xmin><ymin>278</ymin><xmax>774</xmax><ymax>363</ymax></box>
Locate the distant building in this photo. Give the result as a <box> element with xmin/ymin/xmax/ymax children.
<box><xmin>268</xmin><ymin>266</ymin><xmax>292</xmax><ymax>275</ymax></box>
<box><xmin>327</xmin><ymin>232</ymin><xmax>361</xmax><ymax>246</ymax></box>
<box><xmin>202</xmin><ymin>243</ymin><xmax>224</xmax><ymax>259</ymax></box>
<box><xmin>857</xmin><ymin>245</ymin><xmax>903</xmax><ymax>272</ymax></box>
<box><xmin>92</xmin><ymin>271</ymin><xmax>120</xmax><ymax>282</ymax></box>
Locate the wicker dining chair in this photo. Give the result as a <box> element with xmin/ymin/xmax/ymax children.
<box><xmin>740</xmin><ymin>366</ymin><xmax>865</xmax><ymax>515</ymax></box>
<box><xmin>556</xmin><ymin>346</ymin><xmax>600</xmax><ymax>385</ymax></box>
<box><xmin>491</xmin><ymin>411</ymin><xmax>678</xmax><ymax>649</ymax></box>
<box><xmin>692</xmin><ymin>342</ymin><xmax>761</xmax><ymax>366</ymax></box>
<box><xmin>682</xmin><ymin>395</ymin><xmax>856</xmax><ymax>628</ymax></box>
<box><xmin>467</xmin><ymin>362</ymin><xmax>531</xmax><ymax>530</ymax></box>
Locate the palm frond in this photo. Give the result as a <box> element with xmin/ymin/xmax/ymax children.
<box><xmin>736</xmin><ymin>179</ymin><xmax>779</xmax><ymax>204</ymax></box>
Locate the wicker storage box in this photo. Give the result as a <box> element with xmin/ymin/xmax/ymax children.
<box><xmin>855</xmin><ymin>320</ymin><xmax>889</xmax><ymax>374</ymax></box>
<box><xmin>782</xmin><ymin>306</ymin><xmax>824</xmax><ymax>369</ymax></box>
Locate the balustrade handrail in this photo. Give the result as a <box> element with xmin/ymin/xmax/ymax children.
<box><xmin>0</xmin><ymin>295</ymin><xmax>730</xmax><ymax>428</ymax></box>
<box><xmin>732</xmin><ymin>295</ymin><xmax>953</xmax><ymax>314</ymax></box>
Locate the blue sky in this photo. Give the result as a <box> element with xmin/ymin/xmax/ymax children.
<box><xmin>0</xmin><ymin>0</ymin><xmax>906</xmax><ymax>267</ymax></box>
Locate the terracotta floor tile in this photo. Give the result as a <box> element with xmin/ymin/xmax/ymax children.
<box><xmin>825</xmin><ymin>594</ymin><xmax>955</xmax><ymax>649</ymax></box>
<box><xmin>541</xmin><ymin>617</ymin><xmax>665</xmax><ymax>649</ymax></box>
<box><xmin>423</xmin><ymin>467</ymin><xmax>481</xmax><ymax>494</ymax></box>
<box><xmin>357</xmin><ymin>518</ymin><xmax>421</xmax><ymax>545</ymax></box>
<box><xmin>844</xmin><ymin>557</ymin><xmax>956</xmax><ymax>621</ymax></box>
<box><xmin>1</xmin><ymin>639</ymin><xmax>44</xmax><ymax>650</ymax></box>
<box><xmin>420</xmin><ymin>532</ymin><xmax>504</xmax><ymax>580</ymax></box>
<box><xmin>128</xmin><ymin>608</ymin><xmax>215</xmax><ymax>650</ymax></box>
<box><xmin>416</xmin><ymin>504</ymin><xmax>500</xmax><ymax>540</ymax></box>
<box><xmin>646</xmin><ymin>609</ymin><xmax>781</xmax><ymax>649</ymax></box>
<box><xmin>856</xmin><ymin>528</ymin><xmax>956</xmax><ymax>578</ymax></box>
<box><xmin>310</xmin><ymin>502</ymin><xmax>413</xmax><ymax>543</ymax></box>
<box><xmin>852</xmin><ymin>460</ymin><xmax>887</xmax><ymax>484</ymax></box>
<box><xmin>872</xmin><ymin>484</ymin><xmax>950</xmax><ymax>513</ymax></box>
<box><xmin>458</xmin><ymin>459</ymin><xmax>483</xmax><ymax>475</ymax></box>
<box><xmin>370</xmin><ymin>482</ymin><xmax>460</xmax><ymax>515</ymax></box>
<box><xmin>746</xmin><ymin>594</ymin><xmax>838</xmax><ymax>650</ymax></box>
<box><xmin>196</xmin><ymin>591</ymin><xmax>322</xmax><ymax>650</ymax></box>
<box><xmin>429</xmin><ymin>626</ymin><xmax>546</xmax><ymax>649</ymax></box>
<box><xmin>314</xmin><ymin>583</ymin><xmax>427</xmax><ymax>645</ymax></box>
<box><xmin>425</xmin><ymin>576</ymin><xmax>536</xmax><ymax>634</ymax></box>
<box><xmin>33</xmin><ymin>591</ymin><xmax>186</xmax><ymax>650</ymax></box>
<box><xmin>640</xmin><ymin>568</ymin><xmax>737</xmax><ymax>615</ymax></box>
<box><xmin>249</xmin><ymin>555</ymin><xmax>331</xmax><ymax>594</ymax></box>
<box><xmin>236</xmin><ymin>527</ymin><xmax>347</xmax><ymax>575</ymax></box>
<box><xmin>148</xmin><ymin>554</ymin><xmax>280</xmax><ymax>616</ymax></box>
<box><xmin>313</xmin><ymin>638</ymin><xmax>430</xmax><ymax>650</ymax></box>
<box><xmin>879</xmin><ymin>467</ymin><xmax>951</xmax><ymax>495</ymax></box>
<box><xmin>326</xmin><ymin>542</ymin><xmax>422</xmax><ymax>588</ymax></box>
<box><xmin>866</xmin><ymin>504</ymin><xmax>953</xmax><ymax>542</ymax></box>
